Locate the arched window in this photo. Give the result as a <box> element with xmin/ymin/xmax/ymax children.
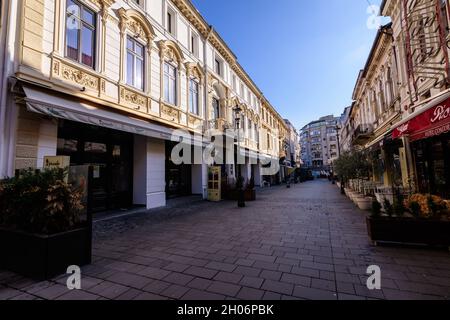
<box><xmin>158</xmin><ymin>40</ymin><xmax>184</xmax><ymax>107</ymax></box>
<box><xmin>186</xmin><ymin>63</ymin><xmax>204</xmax><ymax>117</ymax></box>
<box><xmin>118</xmin><ymin>9</ymin><xmax>155</xmax><ymax>93</ymax></box>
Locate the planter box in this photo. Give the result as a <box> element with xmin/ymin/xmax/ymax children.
<box><xmin>244</xmin><ymin>189</ymin><xmax>256</xmax><ymax>201</ymax></box>
<box><xmin>0</xmin><ymin>226</ymin><xmax>92</xmax><ymax>280</ymax></box>
<box><xmin>366</xmin><ymin>216</ymin><xmax>450</xmax><ymax>247</ymax></box>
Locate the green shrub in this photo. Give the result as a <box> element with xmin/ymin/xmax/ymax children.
<box><xmin>0</xmin><ymin>168</ymin><xmax>84</xmax><ymax>235</ymax></box>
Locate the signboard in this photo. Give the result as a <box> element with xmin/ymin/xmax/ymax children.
<box><xmin>44</xmin><ymin>156</ymin><xmax>70</xmax><ymax>170</ymax></box>
<box><xmin>392</xmin><ymin>97</ymin><xmax>450</xmax><ymax>142</ymax></box>
<box><xmin>207</xmin><ymin>166</ymin><xmax>221</xmax><ymax>202</ymax></box>
<box><xmin>44</xmin><ymin>156</ymin><xmax>70</xmax><ymax>182</ymax></box>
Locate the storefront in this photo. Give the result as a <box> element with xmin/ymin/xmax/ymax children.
<box><xmin>165</xmin><ymin>141</ymin><xmax>192</xmax><ymax>199</ymax></box>
<box><xmin>57</xmin><ymin>120</ymin><xmax>134</xmax><ymax>212</ymax></box>
<box><xmin>392</xmin><ymin>91</ymin><xmax>450</xmax><ymax>198</ymax></box>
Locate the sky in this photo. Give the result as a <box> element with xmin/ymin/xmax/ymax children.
<box><xmin>191</xmin><ymin>0</ymin><xmax>388</xmax><ymax>130</ymax></box>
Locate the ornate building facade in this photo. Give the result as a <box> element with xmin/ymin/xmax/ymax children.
<box><xmin>340</xmin><ymin>0</ymin><xmax>450</xmax><ymax>198</ymax></box>
<box><xmin>0</xmin><ymin>0</ymin><xmax>289</xmax><ymax>211</ymax></box>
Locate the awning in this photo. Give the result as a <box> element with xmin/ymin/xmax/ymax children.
<box><xmin>23</xmin><ymin>86</ymin><xmax>201</xmax><ymax>144</ymax></box>
<box><xmin>392</xmin><ymin>89</ymin><xmax>450</xmax><ymax>142</ymax></box>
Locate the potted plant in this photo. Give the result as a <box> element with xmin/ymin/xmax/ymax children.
<box><xmin>244</xmin><ymin>176</ymin><xmax>256</xmax><ymax>201</ymax></box>
<box><xmin>0</xmin><ymin>168</ymin><xmax>92</xmax><ymax>280</ymax></box>
<box><xmin>366</xmin><ymin>193</ymin><xmax>450</xmax><ymax>247</ymax></box>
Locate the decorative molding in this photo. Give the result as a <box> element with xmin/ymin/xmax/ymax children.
<box><xmin>158</xmin><ymin>40</ymin><xmax>184</xmax><ymax>65</ymax></box>
<box><xmin>120</xmin><ymin>87</ymin><xmax>147</xmax><ymax>109</ymax></box>
<box><xmin>185</xmin><ymin>62</ymin><xmax>204</xmax><ymax>82</ymax></box>
<box><xmin>60</xmin><ymin>63</ymin><xmax>99</xmax><ymax>90</ymax></box>
<box><xmin>161</xmin><ymin>104</ymin><xmax>180</xmax><ymax>122</ymax></box>
<box><xmin>117</xmin><ymin>8</ymin><xmax>155</xmax><ymax>43</ymax></box>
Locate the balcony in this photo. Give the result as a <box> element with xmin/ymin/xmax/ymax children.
<box><xmin>352</xmin><ymin>124</ymin><xmax>374</xmax><ymax>146</ymax></box>
<box><xmin>205</xmin><ymin>118</ymin><xmax>232</xmax><ymax>132</ymax></box>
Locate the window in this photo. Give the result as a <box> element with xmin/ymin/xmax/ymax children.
<box><xmin>164</xmin><ymin>62</ymin><xmax>177</xmax><ymax>105</ymax></box>
<box><xmin>167</xmin><ymin>8</ymin><xmax>175</xmax><ymax>35</ymax></box>
<box><xmin>212</xmin><ymin>98</ymin><xmax>220</xmax><ymax>119</ymax></box>
<box><xmin>65</xmin><ymin>0</ymin><xmax>96</xmax><ymax>68</ymax></box>
<box><xmin>132</xmin><ymin>0</ymin><xmax>143</xmax><ymax>7</ymax></box>
<box><xmin>232</xmin><ymin>75</ymin><xmax>237</xmax><ymax>91</ymax></box>
<box><xmin>190</xmin><ymin>33</ymin><xmax>198</xmax><ymax>57</ymax></box>
<box><xmin>126</xmin><ymin>36</ymin><xmax>144</xmax><ymax>90</ymax></box>
<box><xmin>215</xmin><ymin>58</ymin><xmax>222</xmax><ymax>77</ymax></box>
<box><xmin>240</xmin><ymin>83</ymin><xmax>245</xmax><ymax>97</ymax></box>
<box><xmin>189</xmin><ymin>79</ymin><xmax>199</xmax><ymax>115</ymax></box>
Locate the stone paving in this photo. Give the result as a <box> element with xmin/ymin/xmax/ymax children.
<box><xmin>1</xmin><ymin>180</ymin><xmax>450</xmax><ymax>300</ymax></box>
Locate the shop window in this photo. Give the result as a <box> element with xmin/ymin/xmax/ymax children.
<box><xmin>65</xmin><ymin>0</ymin><xmax>96</xmax><ymax>68</ymax></box>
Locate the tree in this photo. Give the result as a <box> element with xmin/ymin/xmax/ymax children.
<box><xmin>334</xmin><ymin>149</ymin><xmax>371</xmax><ymax>183</ymax></box>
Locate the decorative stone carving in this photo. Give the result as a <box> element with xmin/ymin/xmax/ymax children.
<box><xmin>127</xmin><ymin>20</ymin><xmax>147</xmax><ymax>42</ymax></box>
<box><xmin>120</xmin><ymin>87</ymin><xmax>147</xmax><ymax>109</ymax></box>
<box><xmin>162</xmin><ymin>104</ymin><xmax>179</xmax><ymax>120</ymax></box>
<box><xmin>158</xmin><ymin>41</ymin><xmax>184</xmax><ymax>65</ymax></box>
<box><xmin>185</xmin><ymin>62</ymin><xmax>204</xmax><ymax>82</ymax></box>
<box><xmin>118</xmin><ymin>8</ymin><xmax>154</xmax><ymax>43</ymax></box>
<box><xmin>53</xmin><ymin>60</ymin><xmax>60</xmax><ymax>76</ymax></box>
<box><xmin>61</xmin><ymin>64</ymin><xmax>99</xmax><ymax>90</ymax></box>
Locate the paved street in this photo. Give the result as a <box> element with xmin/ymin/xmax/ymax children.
<box><xmin>1</xmin><ymin>179</ymin><xmax>450</xmax><ymax>300</ymax></box>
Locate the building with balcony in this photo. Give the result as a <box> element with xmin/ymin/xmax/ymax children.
<box><xmin>0</xmin><ymin>0</ymin><xmax>290</xmax><ymax>212</ymax></box>
<box><xmin>339</xmin><ymin>0</ymin><xmax>450</xmax><ymax>199</ymax></box>
<box><xmin>300</xmin><ymin>115</ymin><xmax>340</xmax><ymax>176</ymax></box>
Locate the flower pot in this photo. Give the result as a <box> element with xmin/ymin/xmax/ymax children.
<box><xmin>356</xmin><ymin>197</ymin><xmax>374</xmax><ymax>211</ymax></box>
<box><xmin>0</xmin><ymin>225</ymin><xmax>92</xmax><ymax>280</ymax></box>
<box><xmin>366</xmin><ymin>216</ymin><xmax>450</xmax><ymax>247</ymax></box>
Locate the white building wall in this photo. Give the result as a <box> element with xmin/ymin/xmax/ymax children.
<box><xmin>104</xmin><ymin>20</ymin><xmax>121</xmax><ymax>82</ymax></box>
<box><xmin>146</xmin><ymin>137</ymin><xmax>166</xmax><ymax>209</ymax></box>
<box><xmin>36</xmin><ymin>119</ymin><xmax>58</xmax><ymax>169</ymax></box>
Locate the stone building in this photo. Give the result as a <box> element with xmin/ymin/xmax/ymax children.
<box><xmin>0</xmin><ymin>0</ymin><xmax>290</xmax><ymax>212</ymax></box>
<box><xmin>300</xmin><ymin>115</ymin><xmax>340</xmax><ymax>176</ymax></box>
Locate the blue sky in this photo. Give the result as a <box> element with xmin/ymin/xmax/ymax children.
<box><xmin>191</xmin><ymin>0</ymin><xmax>387</xmax><ymax>129</ymax></box>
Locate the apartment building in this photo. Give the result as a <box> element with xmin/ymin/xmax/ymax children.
<box><xmin>0</xmin><ymin>0</ymin><xmax>289</xmax><ymax>212</ymax></box>
<box><xmin>300</xmin><ymin>115</ymin><xmax>340</xmax><ymax>176</ymax></box>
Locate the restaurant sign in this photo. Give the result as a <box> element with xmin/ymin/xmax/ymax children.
<box><xmin>392</xmin><ymin>97</ymin><xmax>450</xmax><ymax>142</ymax></box>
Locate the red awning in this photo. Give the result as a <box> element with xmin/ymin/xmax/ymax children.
<box><xmin>392</xmin><ymin>96</ymin><xmax>450</xmax><ymax>142</ymax></box>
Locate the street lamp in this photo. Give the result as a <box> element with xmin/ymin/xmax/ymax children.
<box><xmin>234</xmin><ymin>104</ymin><xmax>245</xmax><ymax>208</ymax></box>
<box><xmin>335</xmin><ymin>123</ymin><xmax>345</xmax><ymax>194</ymax></box>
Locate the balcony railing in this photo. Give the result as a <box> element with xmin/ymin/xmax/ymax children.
<box><xmin>352</xmin><ymin>124</ymin><xmax>374</xmax><ymax>145</ymax></box>
<box><xmin>205</xmin><ymin>118</ymin><xmax>232</xmax><ymax>132</ymax></box>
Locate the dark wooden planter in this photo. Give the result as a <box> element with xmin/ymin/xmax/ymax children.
<box><xmin>0</xmin><ymin>225</ymin><xmax>92</xmax><ymax>280</ymax></box>
<box><xmin>244</xmin><ymin>189</ymin><xmax>256</xmax><ymax>201</ymax></box>
<box><xmin>366</xmin><ymin>216</ymin><xmax>450</xmax><ymax>247</ymax></box>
